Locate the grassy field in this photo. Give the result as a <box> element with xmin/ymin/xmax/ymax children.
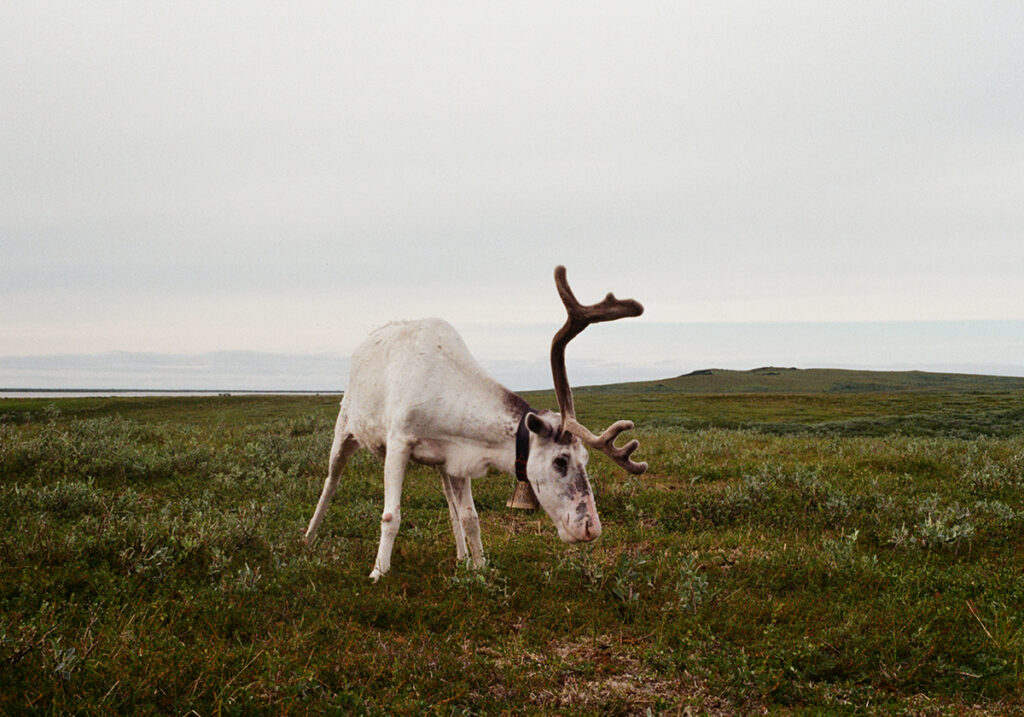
<box><xmin>2</xmin><ymin>377</ymin><xmax>1024</xmax><ymax>714</ymax></box>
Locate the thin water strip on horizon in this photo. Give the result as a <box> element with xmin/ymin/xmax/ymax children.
<box><xmin>0</xmin><ymin>390</ymin><xmax>341</xmax><ymax>399</ymax></box>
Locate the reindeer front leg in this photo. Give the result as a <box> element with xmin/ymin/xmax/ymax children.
<box><xmin>441</xmin><ymin>472</ymin><xmax>468</xmax><ymax>561</ymax></box>
<box><xmin>441</xmin><ymin>473</ymin><xmax>485</xmax><ymax>567</ymax></box>
<box><xmin>370</xmin><ymin>438</ymin><xmax>411</xmax><ymax>582</ymax></box>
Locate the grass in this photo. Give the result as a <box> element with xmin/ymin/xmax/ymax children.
<box><xmin>2</xmin><ymin>381</ymin><xmax>1024</xmax><ymax>714</ymax></box>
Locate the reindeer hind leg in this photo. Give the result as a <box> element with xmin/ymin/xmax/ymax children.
<box><xmin>304</xmin><ymin>429</ymin><xmax>359</xmax><ymax>543</ymax></box>
<box><xmin>369</xmin><ymin>437</ymin><xmax>411</xmax><ymax>582</ymax></box>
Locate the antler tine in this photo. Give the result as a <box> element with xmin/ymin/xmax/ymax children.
<box><xmin>549</xmin><ymin>265</ymin><xmax>647</xmax><ymax>475</ymax></box>
<box><xmin>554</xmin><ymin>265</ymin><xmax>644</xmax><ymax>330</ymax></box>
<box><xmin>563</xmin><ymin>418</ymin><xmax>649</xmax><ymax>475</ymax></box>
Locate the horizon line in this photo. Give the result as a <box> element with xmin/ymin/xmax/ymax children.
<box><xmin>5</xmin><ymin>363</ymin><xmax>1024</xmax><ymax>395</ymax></box>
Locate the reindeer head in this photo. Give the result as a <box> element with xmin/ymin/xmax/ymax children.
<box><xmin>513</xmin><ymin>265</ymin><xmax>647</xmax><ymax>542</ymax></box>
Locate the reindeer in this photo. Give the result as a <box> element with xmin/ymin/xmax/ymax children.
<box><xmin>304</xmin><ymin>266</ymin><xmax>647</xmax><ymax>581</ymax></box>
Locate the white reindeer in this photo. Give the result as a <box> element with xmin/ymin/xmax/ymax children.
<box><xmin>304</xmin><ymin>266</ymin><xmax>647</xmax><ymax>581</ymax></box>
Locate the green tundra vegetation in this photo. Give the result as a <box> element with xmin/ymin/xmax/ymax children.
<box><xmin>2</xmin><ymin>368</ymin><xmax>1024</xmax><ymax>714</ymax></box>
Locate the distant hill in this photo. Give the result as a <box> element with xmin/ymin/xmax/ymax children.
<box><xmin>575</xmin><ymin>367</ymin><xmax>1024</xmax><ymax>395</ymax></box>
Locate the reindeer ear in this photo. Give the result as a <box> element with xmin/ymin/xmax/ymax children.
<box><xmin>525</xmin><ymin>412</ymin><xmax>554</xmax><ymax>438</ymax></box>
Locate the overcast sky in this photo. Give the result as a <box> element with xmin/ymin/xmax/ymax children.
<box><xmin>2</xmin><ymin>3</ymin><xmax>1022</xmax><ymax>384</ymax></box>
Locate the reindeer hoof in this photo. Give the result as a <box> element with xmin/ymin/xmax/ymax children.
<box><xmin>369</xmin><ymin>568</ymin><xmax>385</xmax><ymax>583</ymax></box>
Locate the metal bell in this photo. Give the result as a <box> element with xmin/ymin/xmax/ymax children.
<box><xmin>506</xmin><ymin>480</ymin><xmax>540</xmax><ymax>510</ymax></box>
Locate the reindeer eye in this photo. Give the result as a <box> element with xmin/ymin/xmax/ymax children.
<box><xmin>552</xmin><ymin>455</ymin><xmax>569</xmax><ymax>475</ymax></box>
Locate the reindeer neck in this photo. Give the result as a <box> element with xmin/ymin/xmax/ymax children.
<box><xmin>495</xmin><ymin>389</ymin><xmax>536</xmax><ymax>476</ymax></box>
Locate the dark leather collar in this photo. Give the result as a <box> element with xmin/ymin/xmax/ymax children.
<box><xmin>515</xmin><ymin>408</ymin><xmax>538</xmax><ymax>482</ymax></box>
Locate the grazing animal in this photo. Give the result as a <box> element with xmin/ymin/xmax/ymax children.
<box><xmin>304</xmin><ymin>266</ymin><xmax>647</xmax><ymax>581</ymax></box>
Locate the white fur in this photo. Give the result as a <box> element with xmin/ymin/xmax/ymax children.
<box><xmin>304</xmin><ymin>318</ymin><xmax>601</xmax><ymax>582</ymax></box>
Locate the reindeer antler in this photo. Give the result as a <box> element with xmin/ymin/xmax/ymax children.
<box><xmin>550</xmin><ymin>265</ymin><xmax>648</xmax><ymax>474</ymax></box>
